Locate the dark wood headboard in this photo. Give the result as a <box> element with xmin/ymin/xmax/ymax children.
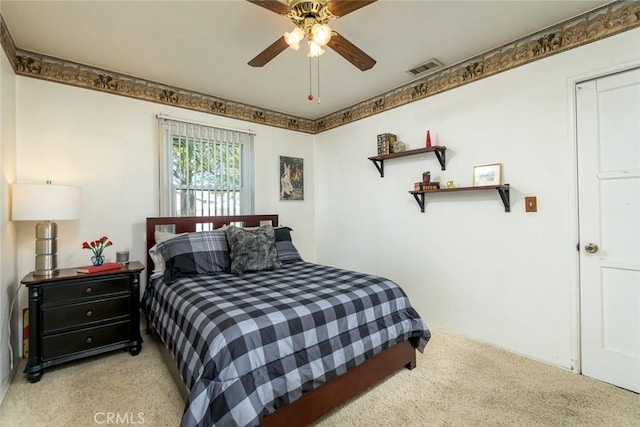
<box><xmin>145</xmin><ymin>214</ymin><xmax>279</xmax><ymax>272</ymax></box>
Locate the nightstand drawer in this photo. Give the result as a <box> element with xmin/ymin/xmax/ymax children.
<box><xmin>42</xmin><ymin>320</ymin><xmax>131</xmax><ymax>360</ymax></box>
<box><xmin>42</xmin><ymin>295</ymin><xmax>131</xmax><ymax>333</ymax></box>
<box><xmin>42</xmin><ymin>277</ymin><xmax>130</xmax><ymax>304</ymax></box>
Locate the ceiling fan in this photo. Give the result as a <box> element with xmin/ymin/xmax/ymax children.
<box><xmin>247</xmin><ymin>0</ymin><xmax>377</xmax><ymax>71</ymax></box>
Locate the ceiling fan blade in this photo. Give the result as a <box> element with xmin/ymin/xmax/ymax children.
<box><xmin>246</xmin><ymin>0</ymin><xmax>291</xmax><ymax>15</ymax></box>
<box><xmin>248</xmin><ymin>37</ymin><xmax>289</xmax><ymax>67</ymax></box>
<box><xmin>327</xmin><ymin>32</ymin><xmax>376</xmax><ymax>71</ymax></box>
<box><xmin>327</xmin><ymin>0</ymin><xmax>377</xmax><ymax>17</ymax></box>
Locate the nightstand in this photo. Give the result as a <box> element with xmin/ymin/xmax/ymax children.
<box><xmin>21</xmin><ymin>261</ymin><xmax>144</xmax><ymax>383</ymax></box>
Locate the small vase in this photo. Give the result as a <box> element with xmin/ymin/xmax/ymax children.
<box><xmin>91</xmin><ymin>255</ymin><xmax>105</xmax><ymax>266</ymax></box>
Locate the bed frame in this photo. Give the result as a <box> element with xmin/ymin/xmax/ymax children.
<box><xmin>145</xmin><ymin>215</ymin><xmax>417</xmax><ymax>426</ymax></box>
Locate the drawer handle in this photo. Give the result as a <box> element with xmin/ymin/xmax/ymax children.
<box><xmin>85</xmin><ymin>336</ymin><xmax>93</xmax><ymax>344</ymax></box>
<box><xmin>85</xmin><ymin>310</ymin><xmax>94</xmax><ymax>317</ymax></box>
<box><xmin>85</xmin><ymin>287</ymin><xmax>93</xmax><ymax>294</ymax></box>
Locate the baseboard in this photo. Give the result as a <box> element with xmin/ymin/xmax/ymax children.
<box><xmin>0</xmin><ymin>376</ymin><xmax>9</xmax><ymax>407</ymax></box>
<box><xmin>428</xmin><ymin>323</ymin><xmax>575</xmax><ymax>373</ymax></box>
<box><xmin>0</xmin><ymin>361</ymin><xmax>19</xmax><ymax>408</ymax></box>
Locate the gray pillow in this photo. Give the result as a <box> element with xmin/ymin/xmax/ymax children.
<box><xmin>275</xmin><ymin>241</ymin><xmax>302</xmax><ymax>263</ymax></box>
<box><xmin>157</xmin><ymin>229</ymin><xmax>230</xmax><ymax>282</ymax></box>
<box><xmin>225</xmin><ymin>224</ymin><xmax>281</xmax><ymax>275</ymax></box>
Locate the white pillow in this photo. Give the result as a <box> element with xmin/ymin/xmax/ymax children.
<box><xmin>148</xmin><ymin>244</ymin><xmax>165</xmax><ymax>278</ymax></box>
<box><xmin>155</xmin><ymin>230</ymin><xmax>182</xmax><ymax>243</ymax></box>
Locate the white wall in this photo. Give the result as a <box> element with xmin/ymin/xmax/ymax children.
<box><xmin>0</xmin><ymin>29</ymin><xmax>17</xmax><ymax>402</ymax></box>
<box><xmin>6</xmin><ymin>22</ymin><xmax>639</xmax><ymax>386</ymax></box>
<box><xmin>314</xmin><ymin>28</ymin><xmax>640</xmax><ymax>369</ymax></box>
<box><xmin>13</xmin><ymin>78</ymin><xmax>315</xmax><ymax>319</ymax></box>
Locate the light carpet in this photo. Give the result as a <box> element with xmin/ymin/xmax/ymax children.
<box><xmin>1</xmin><ymin>326</ymin><xmax>638</xmax><ymax>426</ymax></box>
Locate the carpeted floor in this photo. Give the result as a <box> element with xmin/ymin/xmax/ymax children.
<box><xmin>1</xmin><ymin>326</ymin><xmax>638</xmax><ymax>426</ymax></box>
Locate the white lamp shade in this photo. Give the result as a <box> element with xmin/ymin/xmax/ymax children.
<box><xmin>12</xmin><ymin>183</ymin><xmax>82</xmax><ymax>221</ymax></box>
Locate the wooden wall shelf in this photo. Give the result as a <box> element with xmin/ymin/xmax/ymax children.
<box><xmin>409</xmin><ymin>184</ymin><xmax>510</xmax><ymax>213</ymax></box>
<box><xmin>368</xmin><ymin>146</ymin><xmax>446</xmax><ymax>177</ymax></box>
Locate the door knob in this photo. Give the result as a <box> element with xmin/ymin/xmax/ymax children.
<box><xmin>584</xmin><ymin>243</ymin><xmax>599</xmax><ymax>253</ymax></box>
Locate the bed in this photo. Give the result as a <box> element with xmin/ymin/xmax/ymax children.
<box><xmin>143</xmin><ymin>214</ymin><xmax>431</xmax><ymax>427</ymax></box>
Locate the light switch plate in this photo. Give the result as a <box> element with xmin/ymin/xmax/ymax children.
<box><xmin>525</xmin><ymin>196</ymin><xmax>537</xmax><ymax>212</ymax></box>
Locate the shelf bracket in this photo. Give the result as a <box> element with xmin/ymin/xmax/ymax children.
<box><xmin>370</xmin><ymin>159</ymin><xmax>384</xmax><ymax>177</ymax></box>
<box><xmin>412</xmin><ymin>193</ymin><xmax>425</xmax><ymax>213</ymax></box>
<box><xmin>497</xmin><ymin>187</ymin><xmax>510</xmax><ymax>212</ymax></box>
<box><xmin>433</xmin><ymin>150</ymin><xmax>446</xmax><ymax>170</ymax></box>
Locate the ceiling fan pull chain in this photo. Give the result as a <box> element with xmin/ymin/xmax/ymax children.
<box><xmin>317</xmin><ymin>56</ymin><xmax>321</xmax><ymax>104</ymax></box>
<box><xmin>308</xmin><ymin>56</ymin><xmax>314</xmax><ymax>101</ymax></box>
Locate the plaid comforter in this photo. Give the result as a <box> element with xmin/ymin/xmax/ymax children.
<box><xmin>143</xmin><ymin>261</ymin><xmax>430</xmax><ymax>427</ymax></box>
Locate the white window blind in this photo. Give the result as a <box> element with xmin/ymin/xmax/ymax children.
<box><xmin>158</xmin><ymin>116</ymin><xmax>254</xmax><ymax>217</ymax></box>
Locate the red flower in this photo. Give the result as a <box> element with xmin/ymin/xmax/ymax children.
<box><xmin>82</xmin><ymin>236</ymin><xmax>114</xmax><ymax>257</ymax></box>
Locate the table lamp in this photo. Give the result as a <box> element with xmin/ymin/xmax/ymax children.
<box><xmin>12</xmin><ymin>181</ymin><xmax>82</xmax><ymax>276</ymax></box>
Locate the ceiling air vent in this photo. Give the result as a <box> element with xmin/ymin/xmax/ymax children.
<box><xmin>405</xmin><ymin>59</ymin><xmax>443</xmax><ymax>78</ymax></box>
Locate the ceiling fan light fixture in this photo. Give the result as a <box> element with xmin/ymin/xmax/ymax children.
<box><xmin>247</xmin><ymin>0</ymin><xmax>377</xmax><ymax>72</ymax></box>
<box><xmin>311</xmin><ymin>23</ymin><xmax>332</xmax><ymax>46</ymax></box>
<box><xmin>284</xmin><ymin>26</ymin><xmax>305</xmax><ymax>49</ymax></box>
<box><xmin>308</xmin><ymin>40</ymin><xmax>325</xmax><ymax>57</ymax></box>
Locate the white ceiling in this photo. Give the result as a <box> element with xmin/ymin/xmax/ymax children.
<box><xmin>0</xmin><ymin>0</ymin><xmax>609</xmax><ymax>120</ymax></box>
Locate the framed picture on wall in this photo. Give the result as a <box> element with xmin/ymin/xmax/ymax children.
<box><xmin>280</xmin><ymin>156</ymin><xmax>304</xmax><ymax>200</ymax></box>
<box><xmin>473</xmin><ymin>163</ymin><xmax>502</xmax><ymax>186</ymax></box>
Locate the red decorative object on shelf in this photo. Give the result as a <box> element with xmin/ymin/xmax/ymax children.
<box><xmin>426</xmin><ymin>131</ymin><xmax>432</xmax><ymax>148</ymax></box>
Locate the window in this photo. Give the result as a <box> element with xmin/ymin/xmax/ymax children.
<box><xmin>158</xmin><ymin>117</ymin><xmax>254</xmax><ymax>216</ymax></box>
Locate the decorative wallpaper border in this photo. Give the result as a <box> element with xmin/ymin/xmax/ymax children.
<box><xmin>1</xmin><ymin>1</ymin><xmax>638</xmax><ymax>135</ymax></box>
<box><xmin>317</xmin><ymin>1</ymin><xmax>640</xmax><ymax>132</ymax></box>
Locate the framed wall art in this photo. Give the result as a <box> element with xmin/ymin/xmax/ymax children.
<box><xmin>280</xmin><ymin>156</ymin><xmax>304</xmax><ymax>200</ymax></box>
<box><xmin>473</xmin><ymin>163</ymin><xmax>502</xmax><ymax>186</ymax></box>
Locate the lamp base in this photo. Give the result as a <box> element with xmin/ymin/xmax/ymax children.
<box><xmin>34</xmin><ymin>254</ymin><xmax>58</xmax><ymax>276</ymax></box>
<box><xmin>33</xmin><ymin>222</ymin><xmax>58</xmax><ymax>276</ymax></box>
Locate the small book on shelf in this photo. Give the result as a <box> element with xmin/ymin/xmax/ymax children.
<box><xmin>76</xmin><ymin>262</ymin><xmax>122</xmax><ymax>274</ymax></box>
<box><xmin>414</xmin><ymin>182</ymin><xmax>441</xmax><ymax>191</ymax></box>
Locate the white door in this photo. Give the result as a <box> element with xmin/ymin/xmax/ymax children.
<box><xmin>576</xmin><ymin>68</ymin><xmax>640</xmax><ymax>393</ymax></box>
